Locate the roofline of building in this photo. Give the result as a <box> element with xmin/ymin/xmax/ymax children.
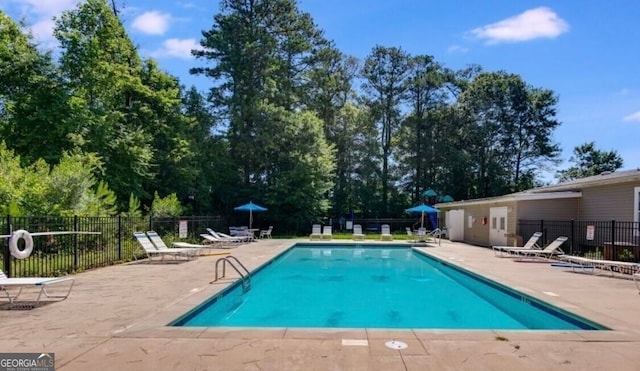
<box><xmin>531</xmin><ymin>169</ymin><xmax>640</xmax><ymax>193</ymax></box>
<box><xmin>435</xmin><ymin>191</ymin><xmax>582</xmax><ymax>208</ymax></box>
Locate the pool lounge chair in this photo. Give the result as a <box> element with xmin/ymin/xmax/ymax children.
<box><xmin>352</xmin><ymin>224</ymin><xmax>366</xmax><ymax>240</ymax></box>
<box><xmin>133</xmin><ymin>232</ymin><xmax>198</xmax><ymax>263</ymax></box>
<box><xmin>207</xmin><ymin>228</ymin><xmax>250</xmax><ymax>243</ymax></box>
<box><xmin>146</xmin><ymin>231</ymin><xmax>203</xmax><ymax>255</ymax></box>
<box><xmin>1</xmin><ymin>270</ymin><xmax>74</xmax><ymax>307</ymax></box>
<box><xmin>203</xmin><ymin>229</ymin><xmax>247</xmax><ymax>247</ymax></box>
<box><xmin>493</xmin><ymin>232</ymin><xmax>543</xmax><ymax>257</ymax></box>
<box><xmin>322</xmin><ymin>226</ymin><xmax>333</xmax><ymax>240</ymax></box>
<box><xmin>310</xmin><ymin>224</ymin><xmax>322</xmax><ymax>240</ymax></box>
<box><xmin>380</xmin><ymin>224</ymin><xmax>393</xmax><ymax>241</ymax></box>
<box><xmin>200</xmin><ymin>234</ymin><xmax>238</xmax><ymax>248</ymax></box>
<box><xmin>558</xmin><ymin>255</ymin><xmax>640</xmax><ymax>277</ymax></box>
<box><xmin>511</xmin><ymin>236</ymin><xmax>568</xmax><ymax>261</ymax></box>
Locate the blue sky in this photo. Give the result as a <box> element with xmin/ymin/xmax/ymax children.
<box><xmin>2</xmin><ymin>0</ymin><xmax>639</xmax><ymax>180</ymax></box>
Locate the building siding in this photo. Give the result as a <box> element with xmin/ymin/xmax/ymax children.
<box><xmin>517</xmin><ymin>199</ymin><xmax>580</xmax><ymax>220</ymax></box>
<box><xmin>580</xmin><ymin>182</ymin><xmax>638</xmax><ymax>221</ymax></box>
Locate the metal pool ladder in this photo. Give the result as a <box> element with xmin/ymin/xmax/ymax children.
<box><xmin>212</xmin><ymin>256</ymin><xmax>251</xmax><ymax>292</ymax></box>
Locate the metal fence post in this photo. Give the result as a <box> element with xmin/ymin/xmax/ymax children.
<box><xmin>611</xmin><ymin>220</ymin><xmax>616</xmax><ymax>259</ymax></box>
<box><xmin>73</xmin><ymin>215</ymin><xmax>79</xmax><ymax>271</ymax></box>
<box><xmin>117</xmin><ymin>215</ymin><xmax>122</xmax><ymax>261</ymax></box>
<box><xmin>3</xmin><ymin>215</ymin><xmax>11</xmax><ymax>277</ymax></box>
<box><xmin>570</xmin><ymin>219</ymin><xmax>575</xmax><ymax>254</ymax></box>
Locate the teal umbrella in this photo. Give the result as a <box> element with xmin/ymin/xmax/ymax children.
<box><xmin>421</xmin><ymin>189</ymin><xmax>437</xmax><ymax>197</ymax></box>
<box><xmin>234</xmin><ymin>201</ymin><xmax>267</xmax><ymax>229</ymax></box>
<box><xmin>439</xmin><ymin>195</ymin><xmax>454</xmax><ymax>202</ymax></box>
<box><xmin>406</xmin><ymin>203</ymin><xmax>440</xmax><ymax>229</ymax></box>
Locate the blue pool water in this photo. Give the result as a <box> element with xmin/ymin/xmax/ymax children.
<box><xmin>172</xmin><ymin>245</ymin><xmax>606</xmax><ymax>330</ymax></box>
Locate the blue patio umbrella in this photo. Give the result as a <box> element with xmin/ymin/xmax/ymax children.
<box><xmin>234</xmin><ymin>201</ymin><xmax>267</xmax><ymax>230</ymax></box>
<box><xmin>406</xmin><ymin>203</ymin><xmax>440</xmax><ymax>229</ymax></box>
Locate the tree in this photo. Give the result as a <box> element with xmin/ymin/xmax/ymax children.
<box><xmin>397</xmin><ymin>55</ymin><xmax>456</xmax><ymax>202</ymax></box>
<box><xmin>361</xmin><ymin>45</ymin><xmax>410</xmax><ymax>213</ymax></box>
<box><xmin>556</xmin><ymin>142</ymin><xmax>623</xmax><ymax>181</ymax></box>
<box><xmin>457</xmin><ymin>72</ymin><xmax>561</xmax><ymax>197</ymax></box>
<box><xmin>0</xmin><ymin>12</ymin><xmax>75</xmax><ymax>165</ymax></box>
<box><xmin>192</xmin><ymin>0</ymin><xmax>336</xmax><ymax>224</ymax></box>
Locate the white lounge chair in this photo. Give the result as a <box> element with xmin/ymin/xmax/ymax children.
<box><xmin>259</xmin><ymin>226</ymin><xmax>273</xmax><ymax>239</ymax></box>
<box><xmin>203</xmin><ymin>229</ymin><xmax>246</xmax><ymax>247</ymax></box>
<box><xmin>310</xmin><ymin>224</ymin><xmax>322</xmax><ymax>240</ymax></box>
<box><xmin>322</xmin><ymin>226</ymin><xmax>333</xmax><ymax>240</ymax></box>
<box><xmin>1</xmin><ymin>270</ymin><xmax>74</xmax><ymax>307</ymax></box>
<box><xmin>380</xmin><ymin>224</ymin><xmax>393</xmax><ymax>241</ymax></box>
<box><xmin>199</xmin><ymin>233</ymin><xmax>238</xmax><ymax>248</ymax></box>
<box><xmin>511</xmin><ymin>236</ymin><xmax>568</xmax><ymax>260</ymax></box>
<box><xmin>493</xmin><ymin>232</ymin><xmax>543</xmax><ymax>257</ymax></box>
<box><xmin>559</xmin><ymin>255</ymin><xmax>640</xmax><ymax>277</ymax></box>
<box><xmin>133</xmin><ymin>232</ymin><xmax>198</xmax><ymax>263</ymax></box>
<box><xmin>208</xmin><ymin>228</ymin><xmax>250</xmax><ymax>243</ymax></box>
<box><xmin>146</xmin><ymin>231</ymin><xmax>202</xmax><ymax>256</ymax></box>
<box><xmin>352</xmin><ymin>224</ymin><xmax>366</xmax><ymax>240</ymax></box>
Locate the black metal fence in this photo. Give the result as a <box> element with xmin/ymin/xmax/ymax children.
<box><xmin>1</xmin><ymin>215</ymin><xmax>223</xmax><ymax>278</ymax></box>
<box><xmin>518</xmin><ymin>219</ymin><xmax>640</xmax><ymax>262</ymax></box>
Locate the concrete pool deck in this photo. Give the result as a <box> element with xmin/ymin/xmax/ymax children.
<box><xmin>2</xmin><ymin>238</ymin><xmax>640</xmax><ymax>370</ymax></box>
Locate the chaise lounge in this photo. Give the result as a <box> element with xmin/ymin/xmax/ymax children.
<box><xmin>1</xmin><ymin>270</ymin><xmax>74</xmax><ymax>307</ymax></box>
<box><xmin>493</xmin><ymin>232</ymin><xmax>542</xmax><ymax>257</ymax></box>
<box><xmin>134</xmin><ymin>232</ymin><xmax>199</xmax><ymax>263</ymax></box>
<box><xmin>511</xmin><ymin>236</ymin><xmax>568</xmax><ymax>261</ymax></box>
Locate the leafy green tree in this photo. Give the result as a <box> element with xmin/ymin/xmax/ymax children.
<box><xmin>361</xmin><ymin>45</ymin><xmax>410</xmax><ymax>213</ymax></box>
<box><xmin>151</xmin><ymin>192</ymin><xmax>184</xmax><ymax>217</ymax></box>
<box><xmin>192</xmin><ymin>0</ymin><xmax>336</xmax><ymax>223</ymax></box>
<box><xmin>54</xmin><ymin>0</ymin><xmax>153</xmax><ymax>206</ymax></box>
<box><xmin>304</xmin><ymin>49</ymin><xmax>360</xmax><ymax>216</ymax></box>
<box><xmin>397</xmin><ymin>55</ymin><xmax>456</xmax><ymax>202</ymax></box>
<box><xmin>556</xmin><ymin>142</ymin><xmax>623</xmax><ymax>181</ymax></box>
<box><xmin>0</xmin><ymin>142</ymin><xmax>118</xmax><ymax>216</ymax></box>
<box><xmin>457</xmin><ymin>71</ymin><xmax>561</xmax><ymax>197</ymax></box>
<box><xmin>0</xmin><ymin>12</ymin><xmax>75</xmax><ymax>165</ymax></box>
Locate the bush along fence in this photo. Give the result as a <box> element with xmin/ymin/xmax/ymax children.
<box><xmin>518</xmin><ymin>219</ymin><xmax>640</xmax><ymax>262</ymax></box>
<box><xmin>1</xmin><ymin>215</ymin><xmax>223</xmax><ymax>278</ymax></box>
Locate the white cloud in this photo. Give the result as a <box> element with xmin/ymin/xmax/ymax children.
<box><xmin>3</xmin><ymin>0</ymin><xmax>81</xmax><ymax>47</ymax></box>
<box><xmin>470</xmin><ymin>7</ymin><xmax>569</xmax><ymax>44</ymax></box>
<box><xmin>7</xmin><ymin>0</ymin><xmax>80</xmax><ymax>16</ymax></box>
<box><xmin>622</xmin><ymin>111</ymin><xmax>640</xmax><ymax>122</ymax></box>
<box><xmin>447</xmin><ymin>45</ymin><xmax>469</xmax><ymax>54</ymax></box>
<box><xmin>131</xmin><ymin>11</ymin><xmax>171</xmax><ymax>35</ymax></box>
<box><xmin>151</xmin><ymin>38</ymin><xmax>201</xmax><ymax>60</ymax></box>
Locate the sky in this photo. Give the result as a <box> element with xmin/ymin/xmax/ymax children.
<box><xmin>1</xmin><ymin>0</ymin><xmax>639</xmax><ymax>181</ymax></box>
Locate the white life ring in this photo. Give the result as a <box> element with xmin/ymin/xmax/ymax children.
<box><xmin>9</xmin><ymin>229</ymin><xmax>34</xmax><ymax>259</ymax></box>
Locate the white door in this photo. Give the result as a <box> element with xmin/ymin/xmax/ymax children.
<box><xmin>447</xmin><ymin>209</ymin><xmax>465</xmax><ymax>241</ymax></box>
<box><xmin>489</xmin><ymin>207</ymin><xmax>508</xmax><ymax>246</ymax></box>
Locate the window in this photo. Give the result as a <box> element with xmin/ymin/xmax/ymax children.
<box><xmin>635</xmin><ymin>187</ymin><xmax>640</xmax><ymax>236</ymax></box>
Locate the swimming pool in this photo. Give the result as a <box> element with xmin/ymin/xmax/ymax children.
<box><xmin>172</xmin><ymin>245</ymin><xmax>606</xmax><ymax>330</ymax></box>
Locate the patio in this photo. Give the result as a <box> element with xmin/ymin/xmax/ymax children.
<box><xmin>2</xmin><ymin>238</ymin><xmax>640</xmax><ymax>370</ymax></box>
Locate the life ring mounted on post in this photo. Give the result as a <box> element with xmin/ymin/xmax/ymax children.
<box><xmin>9</xmin><ymin>229</ymin><xmax>34</xmax><ymax>259</ymax></box>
